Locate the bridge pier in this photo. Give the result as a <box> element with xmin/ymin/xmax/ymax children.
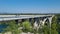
<box><xmin>48</xmin><ymin>17</ymin><xmax>52</xmax><ymax>27</ymax></box>
<box><xmin>38</xmin><ymin>16</ymin><xmax>54</xmax><ymax>27</ymax></box>
<box><xmin>15</xmin><ymin>19</ymin><xmax>23</xmax><ymax>24</ymax></box>
<box><xmin>29</xmin><ymin>18</ymin><xmax>34</xmax><ymax>26</ymax></box>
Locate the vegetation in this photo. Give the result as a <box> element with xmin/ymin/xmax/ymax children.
<box><xmin>56</xmin><ymin>14</ymin><xmax>60</xmax><ymax>34</ymax></box>
<box><xmin>0</xmin><ymin>21</ymin><xmax>21</xmax><ymax>34</ymax></box>
<box><xmin>22</xmin><ymin>20</ymin><xmax>34</xmax><ymax>32</ymax></box>
<box><xmin>51</xmin><ymin>16</ymin><xmax>58</xmax><ymax>34</ymax></box>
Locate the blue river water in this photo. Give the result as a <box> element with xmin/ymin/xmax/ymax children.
<box><xmin>0</xmin><ymin>24</ymin><xmax>8</xmax><ymax>33</ymax></box>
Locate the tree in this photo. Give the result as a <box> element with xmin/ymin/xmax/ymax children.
<box><xmin>42</xmin><ymin>24</ymin><xmax>50</xmax><ymax>34</ymax></box>
<box><xmin>4</xmin><ymin>20</ymin><xmax>21</xmax><ymax>34</ymax></box>
<box><xmin>51</xmin><ymin>16</ymin><xmax>58</xmax><ymax>34</ymax></box>
<box><xmin>22</xmin><ymin>20</ymin><xmax>33</xmax><ymax>32</ymax></box>
<box><xmin>56</xmin><ymin>14</ymin><xmax>60</xmax><ymax>34</ymax></box>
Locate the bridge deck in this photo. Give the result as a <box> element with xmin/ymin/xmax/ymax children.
<box><xmin>0</xmin><ymin>15</ymin><xmax>53</xmax><ymax>21</ymax></box>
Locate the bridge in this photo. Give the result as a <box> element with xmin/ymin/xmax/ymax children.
<box><xmin>0</xmin><ymin>14</ymin><xmax>55</xmax><ymax>33</ymax></box>
<box><xmin>0</xmin><ymin>14</ymin><xmax>54</xmax><ymax>26</ymax></box>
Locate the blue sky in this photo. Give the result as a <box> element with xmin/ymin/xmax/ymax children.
<box><xmin>0</xmin><ymin>0</ymin><xmax>60</xmax><ymax>13</ymax></box>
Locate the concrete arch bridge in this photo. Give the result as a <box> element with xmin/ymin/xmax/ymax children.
<box><xmin>0</xmin><ymin>14</ymin><xmax>54</xmax><ymax>26</ymax></box>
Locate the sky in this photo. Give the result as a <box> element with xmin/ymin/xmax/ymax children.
<box><xmin>0</xmin><ymin>0</ymin><xmax>60</xmax><ymax>13</ymax></box>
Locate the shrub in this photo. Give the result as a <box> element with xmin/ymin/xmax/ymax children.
<box><xmin>22</xmin><ymin>20</ymin><xmax>33</xmax><ymax>32</ymax></box>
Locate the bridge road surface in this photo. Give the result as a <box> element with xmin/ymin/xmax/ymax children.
<box><xmin>0</xmin><ymin>15</ymin><xmax>53</xmax><ymax>21</ymax></box>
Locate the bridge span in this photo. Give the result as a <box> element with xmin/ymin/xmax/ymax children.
<box><xmin>0</xmin><ymin>15</ymin><xmax>53</xmax><ymax>21</ymax></box>
<box><xmin>0</xmin><ymin>14</ymin><xmax>54</xmax><ymax>26</ymax></box>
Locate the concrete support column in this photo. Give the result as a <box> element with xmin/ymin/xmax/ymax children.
<box><xmin>48</xmin><ymin>17</ymin><xmax>52</xmax><ymax>26</ymax></box>
<box><xmin>15</xmin><ymin>19</ymin><xmax>22</xmax><ymax>24</ymax></box>
<box><xmin>39</xmin><ymin>20</ymin><xmax>42</xmax><ymax>27</ymax></box>
<box><xmin>33</xmin><ymin>18</ymin><xmax>39</xmax><ymax>31</ymax></box>
<box><xmin>29</xmin><ymin>18</ymin><xmax>34</xmax><ymax>26</ymax></box>
<box><xmin>48</xmin><ymin>15</ymin><xmax>54</xmax><ymax>27</ymax></box>
<box><xmin>38</xmin><ymin>17</ymin><xmax>44</xmax><ymax>28</ymax></box>
<box><xmin>42</xmin><ymin>18</ymin><xmax>47</xmax><ymax>26</ymax></box>
<box><xmin>48</xmin><ymin>16</ymin><xmax>54</xmax><ymax>34</ymax></box>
